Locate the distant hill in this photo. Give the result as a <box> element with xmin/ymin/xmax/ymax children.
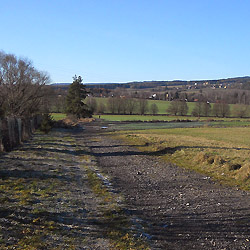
<box><xmin>50</xmin><ymin>76</ymin><xmax>250</xmax><ymax>90</ymax></box>
<box><xmin>85</xmin><ymin>76</ymin><xmax>250</xmax><ymax>90</ymax></box>
<box><xmin>50</xmin><ymin>83</ymin><xmax>71</xmax><ymax>86</ymax></box>
<box><xmin>50</xmin><ymin>82</ymin><xmax>124</xmax><ymax>86</ymax></box>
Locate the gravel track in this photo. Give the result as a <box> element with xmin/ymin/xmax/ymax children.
<box><xmin>0</xmin><ymin>129</ymin><xmax>110</xmax><ymax>249</ymax></box>
<box><xmin>83</xmin><ymin>121</ymin><xmax>250</xmax><ymax>250</ymax></box>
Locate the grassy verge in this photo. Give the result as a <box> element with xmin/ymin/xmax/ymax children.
<box><xmin>0</xmin><ymin>133</ymin><xmax>86</xmax><ymax>249</ymax></box>
<box><xmin>114</xmin><ymin>127</ymin><xmax>250</xmax><ymax>191</ymax></box>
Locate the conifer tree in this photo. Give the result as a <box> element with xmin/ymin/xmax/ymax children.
<box><xmin>66</xmin><ymin>75</ymin><xmax>90</xmax><ymax>118</ymax></box>
<box><xmin>40</xmin><ymin>113</ymin><xmax>54</xmax><ymax>134</ymax></box>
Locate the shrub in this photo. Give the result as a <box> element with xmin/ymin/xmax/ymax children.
<box><xmin>40</xmin><ymin>113</ymin><xmax>54</xmax><ymax>134</ymax></box>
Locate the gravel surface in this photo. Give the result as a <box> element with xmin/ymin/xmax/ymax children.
<box><xmin>83</xmin><ymin>121</ymin><xmax>250</xmax><ymax>250</ymax></box>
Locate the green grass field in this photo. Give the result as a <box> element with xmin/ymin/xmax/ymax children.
<box><xmin>51</xmin><ymin>113</ymin><xmax>67</xmax><ymax>121</ymax></box>
<box><xmin>94</xmin><ymin>114</ymin><xmax>188</xmax><ymax>121</ymax></box>
<box><xmin>115</xmin><ymin>126</ymin><xmax>250</xmax><ymax>191</ymax></box>
<box><xmin>94</xmin><ymin>114</ymin><xmax>250</xmax><ymax>125</ymax></box>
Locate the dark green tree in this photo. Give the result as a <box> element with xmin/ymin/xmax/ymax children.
<box><xmin>40</xmin><ymin>113</ymin><xmax>54</xmax><ymax>134</ymax></box>
<box><xmin>66</xmin><ymin>75</ymin><xmax>90</xmax><ymax>118</ymax></box>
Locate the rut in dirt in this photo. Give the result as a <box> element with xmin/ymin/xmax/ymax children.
<box><xmin>82</xmin><ymin>122</ymin><xmax>250</xmax><ymax>250</ymax></box>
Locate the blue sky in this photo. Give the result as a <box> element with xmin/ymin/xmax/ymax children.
<box><xmin>1</xmin><ymin>0</ymin><xmax>249</xmax><ymax>83</ymax></box>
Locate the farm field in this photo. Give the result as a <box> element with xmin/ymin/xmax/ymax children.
<box><xmin>94</xmin><ymin>114</ymin><xmax>196</xmax><ymax>122</ymax></box>
<box><xmin>114</xmin><ymin>126</ymin><xmax>250</xmax><ymax>191</ymax></box>
<box><xmin>94</xmin><ymin>114</ymin><xmax>250</xmax><ymax>126</ymax></box>
<box><xmin>51</xmin><ymin>113</ymin><xmax>250</xmax><ymax>129</ymax></box>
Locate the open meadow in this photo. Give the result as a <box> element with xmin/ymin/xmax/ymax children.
<box><xmin>94</xmin><ymin>114</ymin><xmax>250</xmax><ymax>124</ymax></box>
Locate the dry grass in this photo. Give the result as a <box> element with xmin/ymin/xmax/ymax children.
<box><xmin>116</xmin><ymin>127</ymin><xmax>250</xmax><ymax>190</ymax></box>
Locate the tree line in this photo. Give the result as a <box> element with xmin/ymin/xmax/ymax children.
<box><xmin>168</xmin><ymin>100</ymin><xmax>249</xmax><ymax>118</ymax></box>
<box><xmin>86</xmin><ymin>97</ymin><xmax>160</xmax><ymax>116</ymax></box>
<box><xmin>85</xmin><ymin>97</ymin><xmax>250</xmax><ymax>118</ymax></box>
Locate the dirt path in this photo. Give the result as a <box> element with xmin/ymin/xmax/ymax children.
<box><xmin>0</xmin><ymin>129</ymin><xmax>110</xmax><ymax>249</ymax></box>
<box><xmin>83</xmin><ymin>122</ymin><xmax>250</xmax><ymax>250</ymax></box>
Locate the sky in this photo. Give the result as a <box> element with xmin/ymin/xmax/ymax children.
<box><xmin>1</xmin><ymin>0</ymin><xmax>250</xmax><ymax>83</ymax></box>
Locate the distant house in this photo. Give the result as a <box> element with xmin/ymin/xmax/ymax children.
<box><xmin>149</xmin><ymin>93</ymin><xmax>157</xmax><ymax>99</ymax></box>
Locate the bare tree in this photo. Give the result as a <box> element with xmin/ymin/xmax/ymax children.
<box><xmin>107</xmin><ymin>97</ymin><xmax>116</xmax><ymax>114</ymax></box>
<box><xmin>150</xmin><ymin>103</ymin><xmax>159</xmax><ymax>115</ymax></box>
<box><xmin>201</xmin><ymin>102</ymin><xmax>211</xmax><ymax>117</ymax></box>
<box><xmin>97</xmin><ymin>101</ymin><xmax>106</xmax><ymax>114</ymax></box>
<box><xmin>0</xmin><ymin>97</ymin><xmax>5</xmax><ymax>117</ymax></box>
<box><xmin>167</xmin><ymin>100</ymin><xmax>188</xmax><ymax>116</ymax></box>
<box><xmin>86</xmin><ymin>97</ymin><xmax>97</xmax><ymax>114</ymax></box>
<box><xmin>0</xmin><ymin>51</ymin><xmax>50</xmax><ymax>118</ymax></box>
<box><xmin>126</xmin><ymin>98</ymin><xmax>138</xmax><ymax>115</ymax></box>
<box><xmin>177</xmin><ymin>101</ymin><xmax>188</xmax><ymax>116</ymax></box>
<box><xmin>114</xmin><ymin>97</ymin><xmax>123</xmax><ymax>114</ymax></box>
<box><xmin>138</xmin><ymin>99</ymin><xmax>148</xmax><ymax>115</ymax></box>
<box><xmin>192</xmin><ymin>102</ymin><xmax>211</xmax><ymax>117</ymax></box>
<box><xmin>120</xmin><ymin>98</ymin><xmax>128</xmax><ymax>114</ymax></box>
<box><xmin>167</xmin><ymin>101</ymin><xmax>179</xmax><ymax>115</ymax></box>
<box><xmin>213</xmin><ymin>102</ymin><xmax>230</xmax><ymax>117</ymax></box>
<box><xmin>232</xmin><ymin>104</ymin><xmax>249</xmax><ymax>118</ymax></box>
<box><xmin>192</xmin><ymin>102</ymin><xmax>203</xmax><ymax>117</ymax></box>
